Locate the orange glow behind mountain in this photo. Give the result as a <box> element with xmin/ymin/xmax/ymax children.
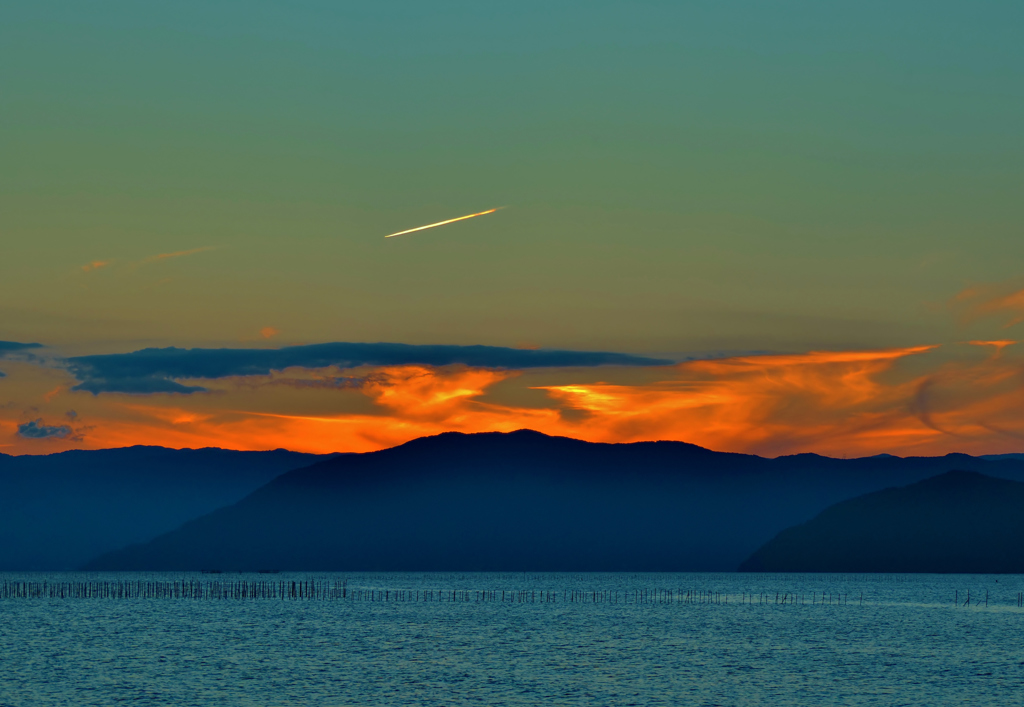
<box><xmin>4</xmin><ymin>342</ymin><xmax>1024</xmax><ymax>458</ymax></box>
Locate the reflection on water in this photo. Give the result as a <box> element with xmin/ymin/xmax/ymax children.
<box><xmin>2</xmin><ymin>572</ymin><xmax>1023</xmax><ymax>706</ymax></box>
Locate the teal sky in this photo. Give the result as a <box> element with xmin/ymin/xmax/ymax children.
<box><xmin>3</xmin><ymin>1</ymin><xmax>1022</xmax><ymax>356</ymax></box>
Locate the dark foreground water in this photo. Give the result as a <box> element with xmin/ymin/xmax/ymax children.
<box><xmin>2</xmin><ymin>572</ymin><xmax>1023</xmax><ymax>706</ymax></box>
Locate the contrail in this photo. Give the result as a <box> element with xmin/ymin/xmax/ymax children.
<box><xmin>142</xmin><ymin>246</ymin><xmax>218</xmax><ymax>264</ymax></box>
<box><xmin>384</xmin><ymin>207</ymin><xmax>504</xmax><ymax>238</ymax></box>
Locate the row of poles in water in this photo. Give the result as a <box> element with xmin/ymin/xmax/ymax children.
<box><xmin>0</xmin><ymin>579</ymin><xmax>855</xmax><ymax>605</ymax></box>
<box><xmin>2</xmin><ymin>580</ymin><xmax>1013</xmax><ymax>607</ymax></box>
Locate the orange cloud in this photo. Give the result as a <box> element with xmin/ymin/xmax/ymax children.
<box><xmin>536</xmin><ymin>346</ymin><xmax>942</xmax><ymax>457</ymax></box>
<box><xmin>952</xmin><ymin>282</ymin><xmax>1024</xmax><ymax>328</ymax></box>
<box><xmin>967</xmin><ymin>340</ymin><xmax>1016</xmax><ymax>358</ymax></box>
<box><xmin>968</xmin><ymin>340</ymin><xmax>1016</xmax><ymax>348</ymax></box>
<box><xmin>81</xmin><ymin>260</ymin><xmax>112</xmax><ymax>272</ymax></box>
<box><xmin>260</xmin><ymin>327</ymin><xmax>280</xmax><ymax>340</ymax></box>
<box><xmin>224</xmin><ymin>366</ymin><xmax>550</xmax><ymax>452</ymax></box>
<box><xmin>56</xmin><ymin>366</ymin><xmax>548</xmax><ymax>454</ymax></box>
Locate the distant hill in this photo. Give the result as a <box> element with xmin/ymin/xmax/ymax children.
<box><xmin>981</xmin><ymin>453</ymin><xmax>1024</xmax><ymax>462</ymax></box>
<box><xmin>0</xmin><ymin>446</ymin><xmax>332</xmax><ymax>569</ymax></box>
<box><xmin>739</xmin><ymin>471</ymin><xmax>1024</xmax><ymax>573</ymax></box>
<box><xmin>83</xmin><ymin>430</ymin><xmax>1024</xmax><ymax>572</ymax></box>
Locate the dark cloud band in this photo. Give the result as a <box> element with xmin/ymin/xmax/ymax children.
<box><xmin>0</xmin><ymin>341</ymin><xmax>43</xmax><ymax>354</ymax></box>
<box><xmin>18</xmin><ymin>419</ymin><xmax>74</xmax><ymax>439</ymax></box>
<box><xmin>67</xmin><ymin>342</ymin><xmax>673</xmax><ymax>395</ymax></box>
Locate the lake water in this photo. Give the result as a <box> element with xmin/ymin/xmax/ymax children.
<box><xmin>2</xmin><ymin>572</ymin><xmax>1023</xmax><ymax>706</ymax></box>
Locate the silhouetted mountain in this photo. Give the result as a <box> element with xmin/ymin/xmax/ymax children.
<box><xmin>0</xmin><ymin>446</ymin><xmax>333</xmax><ymax>569</ymax></box>
<box><xmin>83</xmin><ymin>430</ymin><xmax>1024</xmax><ymax>572</ymax></box>
<box><xmin>981</xmin><ymin>453</ymin><xmax>1024</xmax><ymax>462</ymax></box>
<box><xmin>739</xmin><ymin>471</ymin><xmax>1024</xmax><ymax>573</ymax></box>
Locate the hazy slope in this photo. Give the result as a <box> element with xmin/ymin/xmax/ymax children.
<box><xmin>84</xmin><ymin>430</ymin><xmax>1024</xmax><ymax>572</ymax></box>
<box><xmin>739</xmin><ymin>470</ymin><xmax>1024</xmax><ymax>573</ymax></box>
<box><xmin>0</xmin><ymin>446</ymin><xmax>331</xmax><ymax>569</ymax></box>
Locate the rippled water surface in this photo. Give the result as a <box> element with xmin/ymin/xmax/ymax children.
<box><xmin>2</xmin><ymin>572</ymin><xmax>1023</xmax><ymax>706</ymax></box>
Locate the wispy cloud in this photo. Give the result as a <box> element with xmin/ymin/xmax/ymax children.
<box><xmin>81</xmin><ymin>260</ymin><xmax>112</xmax><ymax>272</ymax></box>
<box><xmin>951</xmin><ymin>282</ymin><xmax>1024</xmax><ymax>328</ymax></box>
<box><xmin>967</xmin><ymin>340</ymin><xmax>1016</xmax><ymax>358</ymax></box>
<box><xmin>535</xmin><ymin>346</ymin><xmax>941</xmax><ymax>457</ymax></box>
<box><xmin>81</xmin><ymin>247</ymin><xmax>218</xmax><ymax>275</ymax></box>
<box><xmin>139</xmin><ymin>246</ymin><xmax>218</xmax><ymax>265</ymax></box>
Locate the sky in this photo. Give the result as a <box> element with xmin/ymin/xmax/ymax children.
<box><xmin>2</xmin><ymin>1</ymin><xmax>1024</xmax><ymax>457</ymax></box>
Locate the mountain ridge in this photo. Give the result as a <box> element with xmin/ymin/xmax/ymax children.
<box><xmin>83</xmin><ymin>430</ymin><xmax>1024</xmax><ymax>572</ymax></box>
<box><xmin>0</xmin><ymin>446</ymin><xmax>335</xmax><ymax>569</ymax></box>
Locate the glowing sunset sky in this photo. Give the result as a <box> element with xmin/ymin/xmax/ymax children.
<box><xmin>2</xmin><ymin>2</ymin><xmax>1023</xmax><ymax>456</ymax></box>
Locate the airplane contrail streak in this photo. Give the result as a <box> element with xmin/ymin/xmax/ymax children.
<box><xmin>384</xmin><ymin>207</ymin><xmax>504</xmax><ymax>238</ymax></box>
